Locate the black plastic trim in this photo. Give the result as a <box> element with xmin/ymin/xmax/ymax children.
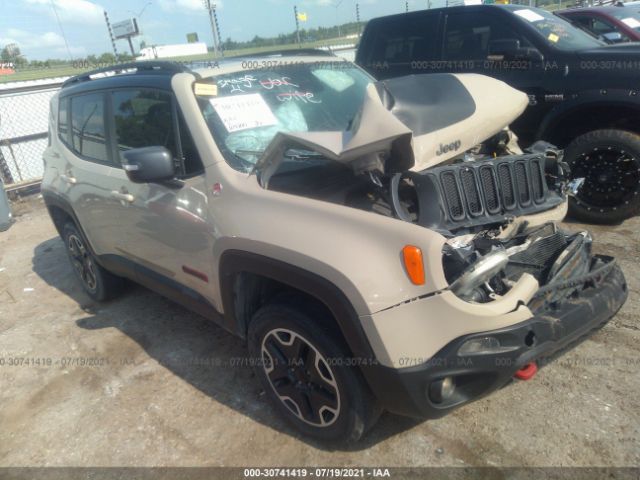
<box><xmin>218</xmin><ymin>250</ymin><xmax>378</xmax><ymax>371</ymax></box>
<box><xmin>363</xmin><ymin>262</ymin><xmax>627</xmax><ymax>419</ymax></box>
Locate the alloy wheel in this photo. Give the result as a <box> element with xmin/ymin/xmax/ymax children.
<box><xmin>572</xmin><ymin>146</ymin><xmax>640</xmax><ymax>212</ymax></box>
<box><xmin>67</xmin><ymin>234</ymin><xmax>98</xmax><ymax>292</ymax></box>
<box><xmin>261</xmin><ymin>328</ymin><xmax>340</xmax><ymax>427</ymax></box>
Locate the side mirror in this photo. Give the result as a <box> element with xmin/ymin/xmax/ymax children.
<box><xmin>488</xmin><ymin>39</ymin><xmax>544</xmax><ymax>62</ymax></box>
<box><xmin>122</xmin><ymin>146</ymin><xmax>175</xmax><ymax>184</ymax></box>
<box><xmin>601</xmin><ymin>31</ymin><xmax>624</xmax><ymax>43</ymax></box>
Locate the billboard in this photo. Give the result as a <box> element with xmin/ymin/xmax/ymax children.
<box><xmin>112</xmin><ymin>18</ymin><xmax>139</xmax><ymax>39</ymax></box>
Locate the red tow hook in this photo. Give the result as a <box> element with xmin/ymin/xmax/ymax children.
<box><xmin>514</xmin><ymin>362</ymin><xmax>538</xmax><ymax>381</ymax></box>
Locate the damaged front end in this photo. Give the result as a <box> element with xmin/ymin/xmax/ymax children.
<box><xmin>443</xmin><ymin>221</ymin><xmax>623</xmax><ymax>314</ymax></box>
<box><xmin>251</xmin><ymin>72</ymin><xmax>627</xmax><ymax>330</ymax></box>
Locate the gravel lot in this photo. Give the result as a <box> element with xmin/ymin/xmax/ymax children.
<box><xmin>0</xmin><ymin>195</ymin><xmax>639</xmax><ymax>470</ymax></box>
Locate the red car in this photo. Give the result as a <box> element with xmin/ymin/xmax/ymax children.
<box><xmin>557</xmin><ymin>5</ymin><xmax>640</xmax><ymax>43</ymax></box>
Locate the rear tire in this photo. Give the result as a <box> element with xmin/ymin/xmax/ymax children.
<box><xmin>565</xmin><ymin>129</ymin><xmax>640</xmax><ymax>224</ymax></box>
<box><xmin>62</xmin><ymin>222</ymin><xmax>122</xmax><ymax>302</ymax></box>
<box><xmin>248</xmin><ymin>301</ymin><xmax>380</xmax><ymax>443</ymax></box>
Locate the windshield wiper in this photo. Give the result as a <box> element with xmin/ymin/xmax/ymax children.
<box><xmin>283</xmin><ymin>149</ymin><xmax>325</xmax><ymax>160</ymax></box>
<box><xmin>235</xmin><ymin>148</ymin><xmax>324</xmax><ymax>161</ymax></box>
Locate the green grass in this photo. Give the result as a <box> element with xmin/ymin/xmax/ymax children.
<box><xmin>0</xmin><ymin>36</ymin><xmax>359</xmax><ymax>85</ymax></box>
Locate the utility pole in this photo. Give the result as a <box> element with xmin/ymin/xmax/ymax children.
<box><xmin>356</xmin><ymin>2</ymin><xmax>360</xmax><ymax>22</ymax></box>
<box><xmin>104</xmin><ymin>11</ymin><xmax>118</xmax><ymax>58</ymax></box>
<box><xmin>204</xmin><ymin>0</ymin><xmax>220</xmax><ymax>57</ymax></box>
<box><xmin>406</xmin><ymin>1</ymin><xmax>409</xmax><ymax>12</ymax></box>
<box><xmin>334</xmin><ymin>0</ymin><xmax>344</xmax><ymax>38</ymax></box>
<box><xmin>294</xmin><ymin>5</ymin><xmax>301</xmax><ymax>45</ymax></box>
<box><xmin>212</xmin><ymin>4</ymin><xmax>224</xmax><ymax>56</ymax></box>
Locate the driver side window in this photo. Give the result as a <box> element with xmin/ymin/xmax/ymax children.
<box><xmin>111</xmin><ymin>89</ymin><xmax>203</xmax><ymax>177</ymax></box>
<box><xmin>111</xmin><ymin>89</ymin><xmax>177</xmax><ymax>159</ymax></box>
<box><xmin>444</xmin><ymin>12</ymin><xmax>530</xmax><ymax>60</ymax></box>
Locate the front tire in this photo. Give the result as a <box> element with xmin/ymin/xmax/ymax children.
<box><xmin>62</xmin><ymin>222</ymin><xmax>122</xmax><ymax>302</ymax></box>
<box><xmin>248</xmin><ymin>301</ymin><xmax>380</xmax><ymax>443</ymax></box>
<box><xmin>565</xmin><ymin>129</ymin><xmax>640</xmax><ymax>224</ymax></box>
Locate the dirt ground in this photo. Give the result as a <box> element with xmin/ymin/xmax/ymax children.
<box><xmin>0</xmin><ymin>195</ymin><xmax>639</xmax><ymax>469</ymax></box>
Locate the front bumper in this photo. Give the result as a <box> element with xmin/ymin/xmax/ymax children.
<box><xmin>363</xmin><ymin>260</ymin><xmax>627</xmax><ymax>419</ymax></box>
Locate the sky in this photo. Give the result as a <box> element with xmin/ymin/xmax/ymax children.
<box><xmin>0</xmin><ymin>0</ymin><xmax>445</xmax><ymax>61</ymax></box>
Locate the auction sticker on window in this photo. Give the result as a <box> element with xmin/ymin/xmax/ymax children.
<box><xmin>621</xmin><ymin>17</ymin><xmax>640</xmax><ymax>29</ymax></box>
<box><xmin>514</xmin><ymin>9</ymin><xmax>544</xmax><ymax>22</ymax></box>
<box><xmin>210</xmin><ymin>93</ymin><xmax>278</xmax><ymax>132</ymax></box>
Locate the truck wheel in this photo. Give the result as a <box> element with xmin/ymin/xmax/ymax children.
<box><xmin>62</xmin><ymin>222</ymin><xmax>122</xmax><ymax>302</ymax></box>
<box><xmin>248</xmin><ymin>301</ymin><xmax>380</xmax><ymax>443</ymax></box>
<box><xmin>565</xmin><ymin>129</ymin><xmax>640</xmax><ymax>224</ymax></box>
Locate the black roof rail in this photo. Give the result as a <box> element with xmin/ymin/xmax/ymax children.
<box><xmin>61</xmin><ymin>61</ymin><xmax>191</xmax><ymax>88</ymax></box>
<box><xmin>237</xmin><ymin>48</ymin><xmax>336</xmax><ymax>59</ymax></box>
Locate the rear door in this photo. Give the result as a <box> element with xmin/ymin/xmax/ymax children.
<box><xmin>56</xmin><ymin>91</ymin><xmax>124</xmax><ymax>256</ymax></box>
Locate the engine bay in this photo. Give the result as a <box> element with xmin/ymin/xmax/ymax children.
<box><xmin>266</xmin><ymin>139</ymin><xmax>617</xmax><ymax>311</ymax></box>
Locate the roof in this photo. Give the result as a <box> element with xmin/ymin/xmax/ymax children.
<box><xmin>59</xmin><ymin>50</ymin><xmax>345</xmax><ymax>95</ymax></box>
<box><xmin>557</xmin><ymin>5</ymin><xmax>633</xmax><ymax>14</ymax></box>
<box><xmin>195</xmin><ymin>54</ymin><xmax>351</xmax><ymax>79</ymax></box>
<box><xmin>366</xmin><ymin>4</ymin><xmax>536</xmax><ymax>23</ymax></box>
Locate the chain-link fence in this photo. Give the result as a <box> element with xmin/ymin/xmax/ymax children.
<box><xmin>0</xmin><ymin>81</ymin><xmax>63</xmax><ymax>190</ymax></box>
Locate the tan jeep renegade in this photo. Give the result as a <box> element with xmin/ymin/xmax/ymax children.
<box><xmin>42</xmin><ymin>55</ymin><xmax>627</xmax><ymax>442</ymax></box>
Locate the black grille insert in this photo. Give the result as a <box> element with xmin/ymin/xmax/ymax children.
<box><xmin>441</xmin><ymin>171</ymin><xmax>464</xmax><ymax>220</ymax></box>
<box><xmin>515</xmin><ymin>161</ymin><xmax>531</xmax><ymax>206</ymax></box>
<box><xmin>461</xmin><ymin>168</ymin><xmax>482</xmax><ymax>216</ymax></box>
<box><xmin>479</xmin><ymin>166</ymin><xmax>500</xmax><ymax>214</ymax></box>
<box><xmin>498</xmin><ymin>163</ymin><xmax>516</xmax><ymax>209</ymax></box>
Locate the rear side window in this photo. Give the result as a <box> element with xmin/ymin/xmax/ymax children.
<box><xmin>58</xmin><ymin>97</ymin><xmax>68</xmax><ymax>142</ymax></box>
<box><xmin>111</xmin><ymin>89</ymin><xmax>203</xmax><ymax>177</ymax></box>
<box><xmin>70</xmin><ymin>92</ymin><xmax>110</xmax><ymax>163</ymax></box>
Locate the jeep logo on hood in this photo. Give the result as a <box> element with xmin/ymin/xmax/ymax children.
<box><xmin>436</xmin><ymin>140</ymin><xmax>462</xmax><ymax>156</ymax></box>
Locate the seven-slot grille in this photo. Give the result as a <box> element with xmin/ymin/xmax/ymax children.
<box><xmin>425</xmin><ymin>155</ymin><xmax>549</xmax><ymax>224</ymax></box>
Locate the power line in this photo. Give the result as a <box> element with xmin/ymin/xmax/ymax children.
<box><xmin>49</xmin><ymin>0</ymin><xmax>73</xmax><ymax>60</ymax></box>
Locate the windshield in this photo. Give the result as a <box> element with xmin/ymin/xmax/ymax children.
<box><xmin>196</xmin><ymin>63</ymin><xmax>372</xmax><ymax>172</ymax></box>
<box><xmin>510</xmin><ymin>7</ymin><xmax>604</xmax><ymax>50</ymax></box>
<box><xmin>611</xmin><ymin>9</ymin><xmax>640</xmax><ymax>32</ymax></box>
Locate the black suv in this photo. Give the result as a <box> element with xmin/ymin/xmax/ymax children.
<box><xmin>356</xmin><ymin>4</ymin><xmax>640</xmax><ymax>223</ymax></box>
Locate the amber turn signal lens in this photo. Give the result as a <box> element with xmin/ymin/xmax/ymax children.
<box><xmin>402</xmin><ymin>245</ymin><xmax>425</xmax><ymax>285</ymax></box>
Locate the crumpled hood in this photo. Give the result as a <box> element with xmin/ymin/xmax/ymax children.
<box><xmin>256</xmin><ymin>73</ymin><xmax>528</xmax><ymax>187</ymax></box>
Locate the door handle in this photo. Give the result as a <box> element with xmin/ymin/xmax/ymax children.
<box><xmin>110</xmin><ymin>190</ymin><xmax>135</xmax><ymax>203</ymax></box>
<box><xmin>60</xmin><ymin>174</ymin><xmax>77</xmax><ymax>185</ymax></box>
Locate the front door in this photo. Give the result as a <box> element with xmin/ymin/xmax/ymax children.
<box><xmin>105</xmin><ymin>88</ymin><xmax>216</xmax><ymax>306</ymax></box>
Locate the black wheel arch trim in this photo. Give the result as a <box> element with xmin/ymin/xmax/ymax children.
<box><xmin>42</xmin><ymin>189</ymin><xmax>102</xmax><ymax>263</ymax></box>
<box><xmin>536</xmin><ymin>93</ymin><xmax>640</xmax><ymax>144</ymax></box>
<box><xmin>218</xmin><ymin>250</ymin><xmax>378</xmax><ymax>371</ymax></box>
